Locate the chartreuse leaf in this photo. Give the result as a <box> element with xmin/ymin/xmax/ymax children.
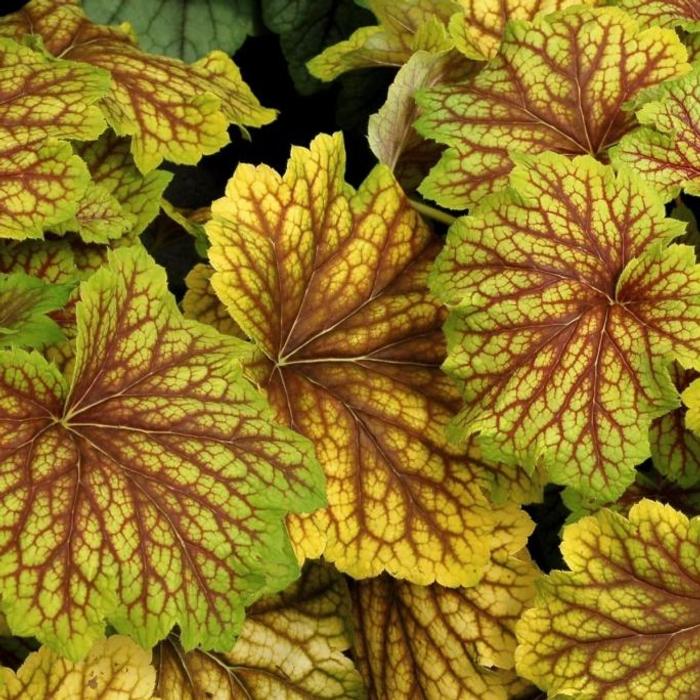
<box><xmin>0</xmin><ymin>0</ymin><xmax>275</xmax><ymax>174</ymax></box>
<box><xmin>155</xmin><ymin>564</ymin><xmax>363</xmax><ymax>699</ymax></box>
<box><xmin>0</xmin><ymin>635</ymin><xmax>157</xmax><ymax>699</ymax></box>
<box><xmin>416</xmin><ymin>6</ymin><xmax>689</xmax><ymax>210</ymax></box>
<box><xmin>307</xmin><ymin>0</ymin><xmax>460</xmax><ymax>81</ymax></box>
<box><xmin>432</xmin><ymin>153</ymin><xmax>700</xmax><ymax>502</ymax></box>
<box><xmin>207</xmin><ymin>132</ymin><xmax>532</xmax><ymax>586</ymax></box>
<box><xmin>563</xmin><ymin>469</ymin><xmax>700</xmax><ymax>522</ymax></box>
<box><xmin>0</xmin><ymin>273</ymin><xmax>73</xmax><ymax>349</ymax></box>
<box><xmin>650</xmin><ymin>364</ymin><xmax>700</xmax><ymax>487</ymax></box>
<box><xmin>613</xmin><ymin>68</ymin><xmax>700</xmax><ymax>202</ymax></box>
<box><xmin>0</xmin><ymin>245</ymin><xmax>324</xmax><ymax>660</ymax></box>
<box><xmin>84</xmin><ymin>0</ymin><xmax>256</xmax><ymax>63</ymax></box>
<box><xmin>60</xmin><ymin>131</ymin><xmax>173</xmax><ymax>243</ymax></box>
<box><xmin>684</xmin><ymin>377</ymin><xmax>700</xmax><ymax>435</ymax></box>
<box><xmin>449</xmin><ymin>0</ymin><xmax>596</xmax><ymax>61</ymax></box>
<box><xmin>516</xmin><ymin>500</ymin><xmax>700</xmax><ymax>698</ymax></box>
<box><xmin>350</xmin><ymin>524</ymin><xmax>539</xmax><ymax>699</ymax></box>
<box><xmin>614</xmin><ymin>0</ymin><xmax>700</xmax><ymax>31</ymax></box>
<box><xmin>0</xmin><ymin>38</ymin><xmax>109</xmax><ymax>240</ymax></box>
<box><xmin>183</xmin><ymin>263</ymin><xmax>243</xmax><ymax>338</ymax></box>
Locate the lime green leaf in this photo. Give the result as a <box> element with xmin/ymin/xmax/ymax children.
<box><xmin>307</xmin><ymin>0</ymin><xmax>460</xmax><ymax>81</ymax></box>
<box><xmin>262</xmin><ymin>0</ymin><xmax>374</xmax><ymax>94</ymax></box>
<box><xmin>650</xmin><ymin>364</ymin><xmax>700</xmax><ymax>487</ymax></box>
<box><xmin>0</xmin><ymin>0</ymin><xmax>276</xmax><ymax>173</ymax></box>
<box><xmin>207</xmin><ymin>132</ymin><xmax>532</xmax><ymax>586</ymax></box>
<box><xmin>449</xmin><ymin>0</ymin><xmax>596</xmax><ymax>61</ymax></box>
<box><xmin>84</xmin><ymin>0</ymin><xmax>256</xmax><ymax>63</ymax></box>
<box><xmin>432</xmin><ymin>153</ymin><xmax>700</xmax><ymax>502</ymax></box>
<box><xmin>0</xmin><ymin>245</ymin><xmax>324</xmax><ymax>660</ymax></box>
<box><xmin>155</xmin><ymin>564</ymin><xmax>364</xmax><ymax>699</ymax></box>
<box><xmin>0</xmin><ymin>635</ymin><xmax>157</xmax><ymax>699</ymax></box>
<box><xmin>516</xmin><ymin>500</ymin><xmax>700</xmax><ymax>698</ymax></box>
<box><xmin>614</xmin><ymin>0</ymin><xmax>700</xmax><ymax>31</ymax></box>
<box><xmin>183</xmin><ymin>263</ymin><xmax>243</xmax><ymax>338</ymax></box>
<box><xmin>0</xmin><ymin>273</ymin><xmax>73</xmax><ymax>348</ymax></box>
<box><xmin>613</xmin><ymin>68</ymin><xmax>700</xmax><ymax>202</ymax></box>
<box><xmin>683</xmin><ymin>376</ymin><xmax>700</xmax><ymax>435</ymax></box>
<box><xmin>351</xmin><ymin>528</ymin><xmax>539</xmax><ymax>699</ymax></box>
<box><xmin>161</xmin><ymin>200</ymin><xmax>210</xmax><ymax>257</ymax></box>
<box><xmin>0</xmin><ymin>38</ymin><xmax>109</xmax><ymax>239</ymax></box>
<box><xmin>563</xmin><ymin>469</ymin><xmax>700</xmax><ymax>522</ymax></box>
<box><xmin>416</xmin><ymin>6</ymin><xmax>689</xmax><ymax>209</ymax></box>
<box><xmin>72</xmin><ymin>131</ymin><xmax>173</xmax><ymax>239</ymax></box>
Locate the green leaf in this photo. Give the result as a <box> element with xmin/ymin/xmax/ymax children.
<box><xmin>0</xmin><ymin>245</ymin><xmax>324</xmax><ymax>660</ymax></box>
<box><xmin>415</xmin><ymin>6</ymin><xmax>690</xmax><ymax>209</ymax></box>
<box><xmin>84</xmin><ymin>0</ymin><xmax>257</xmax><ymax>63</ymax></box>
<box><xmin>0</xmin><ymin>272</ymin><xmax>73</xmax><ymax>349</ymax></box>
<box><xmin>516</xmin><ymin>500</ymin><xmax>700</xmax><ymax>698</ymax></box>
<box><xmin>432</xmin><ymin>152</ymin><xmax>700</xmax><ymax>502</ymax></box>
<box><xmin>262</xmin><ymin>0</ymin><xmax>374</xmax><ymax>94</ymax></box>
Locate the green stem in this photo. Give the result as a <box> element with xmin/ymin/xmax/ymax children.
<box><xmin>409</xmin><ymin>199</ymin><xmax>457</xmax><ymax>226</ymax></box>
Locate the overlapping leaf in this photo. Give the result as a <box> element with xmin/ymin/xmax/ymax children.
<box><xmin>368</xmin><ymin>50</ymin><xmax>473</xmax><ymax>190</ymax></box>
<box><xmin>0</xmin><ymin>38</ymin><xmax>109</xmax><ymax>239</ymax></box>
<box><xmin>66</xmin><ymin>131</ymin><xmax>173</xmax><ymax>242</ymax></box>
<box><xmin>0</xmin><ymin>273</ymin><xmax>73</xmax><ymax>349</ymax></box>
<box><xmin>432</xmin><ymin>153</ymin><xmax>700</xmax><ymax>502</ymax></box>
<box><xmin>207</xmin><ymin>132</ymin><xmax>531</xmax><ymax>586</ymax></box>
<box><xmin>0</xmin><ymin>635</ymin><xmax>157</xmax><ymax>699</ymax></box>
<box><xmin>563</xmin><ymin>469</ymin><xmax>700</xmax><ymax>522</ymax></box>
<box><xmin>614</xmin><ymin>0</ymin><xmax>700</xmax><ymax>31</ymax></box>
<box><xmin>684</xmin><ymin>377</ymin><xmax>700</xmax><ymax>435</ymax></box>
<box><xmin>516</xmin><ymin>500</ymin><xmax>700</xmax><ymax>698</ymax></box>
<box><xmin>84</xmin><ymin>0</ymin><xmax>256</xmax><ymax>62</ymax></box>
<box><xmin>614</xmin><ymin>67</ymin><xmax>700</xmax><ymax>201</ymax></box>
<box><xmin>155</xmin><ymin>564</ymin><xmax>363</xmax><ymax>699</ymax></box>
<box><xmin>183</xmin><ymin>263</ymin><xmax>243</xmax><ymax>338</ymax></box>
<box><xmin>650</xmin><ymin>364</ymin><xmax>700</xmax><ymax>487</ymax></box>
<box><xmin>262</xmin><ymin>0</ymin><xmax>375</xmax><ymax>94</ymax></box>
<box><xmin>416</xmin><ymin>6</ymin><xmax>689</xmax><ymax>209</ymax></box>
<box><xmin>0</xmin><ymin>245</ymin><xmax>324</xmax><ymax>660</ymax></box>
<box><xmin>307</xmin><ymin>0</ymin><xmax>460</xmax><ymax>81</ymax></box>
<box><xmin>350</xmin><ymin>525</ymin><xmax>538</xmax><ymax>700</ymax></box>
<box><xmin>0</xmin><ymin>0</ymin><xmax>275</xmax><ymax>173</ymax></box>
<box><xmin>449</xmin><ymin>0</ymin><xmax>596</xmax><ymax>61</ymax></box>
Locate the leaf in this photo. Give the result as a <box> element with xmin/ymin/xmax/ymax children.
<box><xmin>71</xmin><ymin>131</ymin><xmax>173</xmax><ymax>240</ymax></box>
<box><xmin>0</xmin><ymin>635</ymin><xmax>157</xmax><ymax>699</ymax></box>
<box><xmin>613</xmin><ymin>68</ymin><xmax>700</xmax><ymax>202</ymax></box>
<box><xmin>155</xmin><ymin>564</ymin><xmax>364</xmax><ymax>699</ymax></box>
<box><xmin>516</xmin><ymin>500</ymin><xmax>700</xmax><ymax>698</ymax></box>
<box><xmin>183</xmin><ymin>263</ymin><xmax>244</xmax><ymax>338</ymax></box>
<box><xmin>84</xmin><ymin>0</ymin><xmax>256</xmax><ymax>63</ymax></box>
<box><xmin>0</xmin><ymin>38</ymin><xmax>109</xmax><ymax>240</ymax></box>
<box><xmin>449</xmin><ymin>0</ymin><xmax>595</xmax><ymax>61</ymax></box>
<box><xmin>563</xmin><ymin>468</ymin><xmax>700</xmax><ymax>522</ymax></box>
<box><xmin>0</xmin><ymin>272</ymin><xmax>73</xmax><ymax>349</ymax></box>
<box><xmin>350</xmin><ymin>526</ymin><xmax>539</xmax><ymax>700</ymax></box>
<box><xmin>613</xmin><ymin>0</ymin><xmax>700</xmax><ymax>31</ymax></box>
<box><xmin>207</xmin><ymin>132</ymin><xmax>532</xmax><ymax>586</ymax></box>
<box><xmin>0</xmin><ymin>0</ymin><xmax>276</xmax><ymax>173</ymax></box>
<box><xmin>307</xmin><ymin>0</ymin><xmax>461</xmax><ymax>81</ymax></box>
<box><xmin>416</xmin><ymin>6</ymin><xmax>690</xmax><ymax>210</ymax></box>
<box><xmin>368</xmin><ymin>50</ymin><xmax>474</xmax><ymax>191</ymax></box>
<box><xmin>683</xmin><ymin>376</ymin><xmax>700</xmax><ymax>435</ymax></box>
<box><xmin>262</xmin><ymin>0</ymin><xmax>375</xmax><ymax>94</ymax></box>
<box><xmin>0</xmin><ymin>245</ymin><xmax>324</xmax><ymax>660</ymax></box>
<box><xmin>432</xmin><ymin>153</ymin><xmax>700</xmax><ymax>502</ymax></box>
<box><xmin>650</xmin><ymin>364</ymin><xmax>700</xmax><ymax>487</ymax></box>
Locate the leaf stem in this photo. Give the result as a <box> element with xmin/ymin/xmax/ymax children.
<box><xmin>409</xmin><ymin>199</ymin><xmax>457</xmax><ymax>226</ymax></box>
